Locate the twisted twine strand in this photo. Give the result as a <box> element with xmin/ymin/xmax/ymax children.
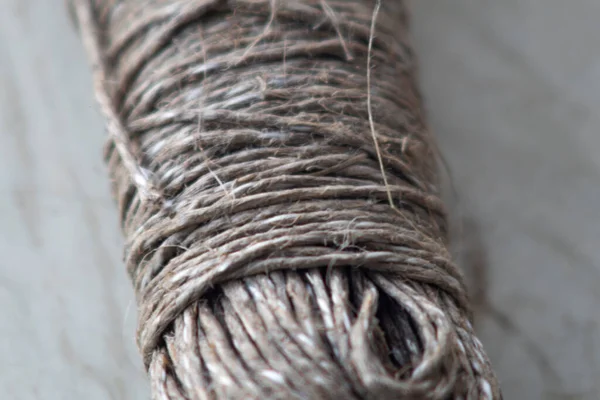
<box><xmin>71</xmin><ymin>0</ymin><xmax>501</xmax><ymax>398</ymax></box>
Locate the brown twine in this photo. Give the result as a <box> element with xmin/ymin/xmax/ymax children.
<box><xmin>70</xmin><ymin>0</ymin><xmax>501</xmax><ymax>398</ymax></box>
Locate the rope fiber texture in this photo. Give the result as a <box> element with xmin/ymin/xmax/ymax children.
<box><xmin>70</xmin><ymin>0</ymin><xmax>501</xmax><ymax>398</ymax></box>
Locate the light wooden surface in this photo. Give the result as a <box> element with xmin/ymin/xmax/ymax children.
<box><xmin>0</xmin><ymin>1</ymin><xmax>148</xmax><ymax>399</ymax></box>
<box><xmin>1</xmin><ymin>1</ymin><xmax>598</xmax><ymax>399</ymax></box>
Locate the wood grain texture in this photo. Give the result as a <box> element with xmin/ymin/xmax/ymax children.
<box><xmin>0</xmin><ymin>1</ymin><xmax>148</xmax><ymax>399</ymax></box>
<box><xmin>0</xmin><ymin>0</ymin><xmax>598</xmax><ymax>399</ymax></box>
<box><xmin>411</xmin><ymin>1</ymin><xmax>600</xmax><ymax>399</ymax></box>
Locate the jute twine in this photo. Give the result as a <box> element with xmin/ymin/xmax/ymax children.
<box><xmin>70</xmin><ymin>0</ymin><xmax>501</xmax><ymax>398</ymax></box>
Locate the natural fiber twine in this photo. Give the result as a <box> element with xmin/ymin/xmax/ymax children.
<box><xmin>70</xmin><ymin>0</ymin><xmax>501</xmax><ymax>398</ymax></box>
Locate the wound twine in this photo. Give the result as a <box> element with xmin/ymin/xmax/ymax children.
<box><xmin>70</xmin><ymin>0</ymin><xmax>501</xmax><ymax>398</ymax></box>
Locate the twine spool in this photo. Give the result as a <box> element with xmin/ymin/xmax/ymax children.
<box><xmin>70</xmin><ymin>0</ymin><xmax>501</xmax><ymax>398</ymax></box>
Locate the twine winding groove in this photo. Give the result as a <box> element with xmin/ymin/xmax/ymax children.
<box><xmin>70</xmin><ymin>0</ymin><xmax>501</xmax><ymax>398</ymax></box>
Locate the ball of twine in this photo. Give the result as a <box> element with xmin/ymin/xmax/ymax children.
<box><xmin>70</xmin><ymin>0</ymin><xmax>501</xmax><ymax>398</ymax></box>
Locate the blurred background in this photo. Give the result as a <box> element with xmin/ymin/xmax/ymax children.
<box><xmin>0</xmin><ymin>0</ymin><xmax>598</xmax><ymax>398</ymax></box>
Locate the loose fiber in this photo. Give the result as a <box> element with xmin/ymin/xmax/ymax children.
<box><xmin>70</xmin><ymin>0</ymin><xmax>501</xmax><ymax>398</ymax></box>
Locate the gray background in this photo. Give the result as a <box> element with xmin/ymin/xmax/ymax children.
<box><xmin>0</xmin><ymin>0</ymin><xmax>598</xmax><ymax>398</ymax></box>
